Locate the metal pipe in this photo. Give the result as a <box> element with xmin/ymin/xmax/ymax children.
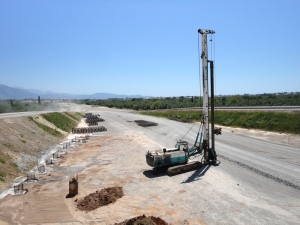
<box><xmin>209</xmin><ymin>61</ymin><xmax>215</xmax><ymax>152</ymax></box>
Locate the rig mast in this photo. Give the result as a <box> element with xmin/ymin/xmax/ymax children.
<box><xmin>198</xmin><ymin>29</ymin><xmax>217</xmax><ymax>163</ymax></box>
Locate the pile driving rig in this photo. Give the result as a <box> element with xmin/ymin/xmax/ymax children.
<box><xmin>146</xmin><ymin>29</ymin><xmax>221</xmax><ymax>175</ymax></box>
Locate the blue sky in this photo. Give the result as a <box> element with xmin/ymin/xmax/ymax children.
<box><xmin>0</xmin><ymin>0</ymin><xmax>299</xmax><ymax>97</ymax></box>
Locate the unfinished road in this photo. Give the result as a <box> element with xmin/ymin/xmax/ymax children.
<box><xmin>0</xmin><ymin>106</ymin><xmax>299</xmax><ymax>225</ymax></box>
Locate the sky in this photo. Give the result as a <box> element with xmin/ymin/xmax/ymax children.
<box><xmin>0</xmin><ymin>0</ymin><xmax>299</xmax><ymax>97</ymax></box>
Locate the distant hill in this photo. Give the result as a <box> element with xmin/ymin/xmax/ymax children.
<box><xmin>0</xmin><ymin>84</ymin><xmax>148</xmax><ymax>100</ymax></box>
<box><xmin>0</xmin><ymin>84</ymin><xmax>37</xmax><ymax>99</ymax></box>
<box><xmin>13</xmin><ymin>87</ymin><xmax>55</xmax><ymax>95</ymax></box>
<box><xmin>77</xmin><ymin>93</ymin><xmax>145</xmax><ymax>99</ymax></box>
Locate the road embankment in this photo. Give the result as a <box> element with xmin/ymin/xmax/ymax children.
<box><xmin>0</xmin><ymin>112</ymin><xmax>82</xmax><ymax>192</ymax></box>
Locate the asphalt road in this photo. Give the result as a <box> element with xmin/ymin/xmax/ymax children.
<box><xmin>0</xmin><ymin>111</ymin><xmax>52</xmax><ymax>119</ymax></box>
<box><xmin>90</xmin><ymin>107</ymin><xmax>300</xmax><ymax>225</ymax></box>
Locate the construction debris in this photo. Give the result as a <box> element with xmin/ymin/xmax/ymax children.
<box><xmin>134</xmin><ymin>120</ymin><xmax>158</xmax><ymax>127</ymax></box>
<box><xmin>72</xmin><ymin>126</ymin><xmax>107</xmax><ymax>134</ymax></box>
<box><xmin>84</xmin><ymin>113</ymin><xmax>105</xmax><ymax>126</ymax></box>
<box><xmin>86</xmin><ymin>117</ymin><xmax>105</xmax><ymax>126</ymax></box>
<box><xmin>70</xmin><ymin>135</ymin><xmax>89</xmax><ymax>143</ymax></box>
<box><xmin>86</xmin><ymin>120</ymin><xmax>98</xmax><ymax>126</ymax></box>
<box><xmin>83</xmin><ymin>113</ymin><xmax>93</xmax><ymax>118</ymax></box>
<box><xmin>76</xmin><ymin>187</ymin><xmax>123</xmax><ymax>212</ymax></box>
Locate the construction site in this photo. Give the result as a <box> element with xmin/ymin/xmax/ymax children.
<box><xmin>0</xmin><ymin>29</ymin><xmax>299</xmax><ymax>224</ymax></box>
<box><xmin>0</xmin><ymin>104</ymin><xmax>299</xmax><ymax>225</ymax></box>
<box><xmin>0</xmin><ymin>109</ymin><xmax>182</xmax><ymax>224</ymax></box>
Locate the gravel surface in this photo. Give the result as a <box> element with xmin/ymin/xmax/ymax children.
<box><xmin>0</xmin><ymin>105</ymin><xmax>299</xmax><ymax>225</ymax></box>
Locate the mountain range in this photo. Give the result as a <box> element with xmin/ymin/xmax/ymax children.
<box><xmin>0</xmin><ymin>84</ymin><xmax>147</xmax><ymax>100</ymax></box>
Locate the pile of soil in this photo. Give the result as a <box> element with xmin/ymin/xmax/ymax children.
<box><xmin>76</xmin><ymin>186</ymin><xmax>123</xmax><ymax>211</ymax></box>
<box><xmin>115</xmin><ymin>215</ymin><xmax>168</xmax><ymax>225</ymax></box>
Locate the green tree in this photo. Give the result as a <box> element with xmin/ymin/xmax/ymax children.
<box><xmin>150</xmin><ymin>100</ymin><xmax>162</xmax><ymax>110</ymax></box>
<box><xmin>0</xmin><ymin>103</ymin><xmax>12</xmax><ymax>113</ymax></box>
<box><xmin>221</xmin><ymin>97</ymin><xmax>227</xmax><ymax>106</ymax></box>
<box><xmin>229</xmin><ymin>97</ymin><xmax>238</xmax><ymax>106</ymax></box>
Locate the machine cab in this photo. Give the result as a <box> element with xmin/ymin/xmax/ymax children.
<box><xmin>175</xmin><ymin>141</ymin><xmax>189</xmax><ymax>151</ymax></box>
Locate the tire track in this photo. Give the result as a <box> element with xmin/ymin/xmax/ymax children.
<box><xmin>218</xmin><ymin>154</ymin><xmax>300</xmax><ymax>190</ymax></box>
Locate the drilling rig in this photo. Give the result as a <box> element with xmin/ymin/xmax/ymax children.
<box><xmin>146</xmin><ymin>29</ymin><xmax>220</xmax><ymax>175</ymax></box>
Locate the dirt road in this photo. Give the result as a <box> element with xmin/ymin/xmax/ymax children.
<box><xmin>0</xmin><ymin>106</ymin><xmax>299</xmax><ymax>224</ymax></box>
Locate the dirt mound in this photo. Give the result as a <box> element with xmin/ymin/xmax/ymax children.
<box><xmin>149</xmin><ymin>216</ymin><xmax>168</xmax><ymax>225</ymax></box>
<box><xmin>76</xmin><ymin>186</ymin><xmax>123</xmax><ymax>211</ymax></box>
<box><xmin>115</xmin><ymin>215</ymin><xmax>168</xmax><ymax>225</ymax></box>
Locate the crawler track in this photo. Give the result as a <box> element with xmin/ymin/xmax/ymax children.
<box><xmin>167</xmin><ymin>161</ymin><xmax>202</xmax><ymax>176</ymax></box>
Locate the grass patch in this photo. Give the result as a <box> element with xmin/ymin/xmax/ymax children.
<box><xmin>141</xmin><ymin>110</ymin><xmax>300</xmax><ymax>135</ymax></box>
<box><xmin>28</xmin><ymin>116</ymin><xmax>62</xmax><ymax>137</ymax></box>
<box><xmin>75</xmin><ymin>112</ymin><xmax>83</xmax><ymax>117</ymax></box>
<box><xmin>65</xmin><ymin>112</ymin><xmax>83</xmax><ymax>121</ymax></box>
<box><xmin>141</xmin><ymin>110</ymin><xmax>202</xmax><ymax>122</ymax></box>
<box><xmin>215</xmin><ymin>111</ymin><xmax>300</xmax><ymax>134</ymax></box>
<box><xmin>41</xmin><ymin>112</ymin><xmax>77</xmax><ymax>132</ymax></box>
<box><xmin>0</xmin><ymin>157</ymin><xmax>6</xmax><ymax>164</ymax></box>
